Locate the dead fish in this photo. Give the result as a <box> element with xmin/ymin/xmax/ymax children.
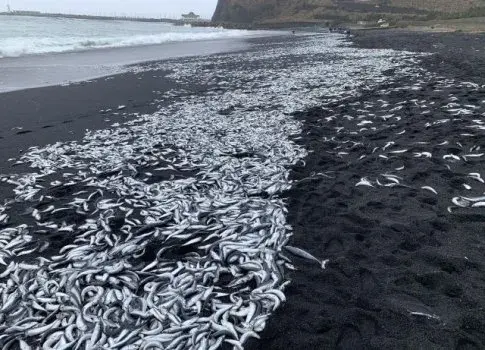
<box><xmin>0</xmin><ymin>34</ymin><xmax>432</xmax><ymax>350</ymax></box>
<box><xmin>421</xmin><ymin>186</ymin><xmax>438</xmax><ymax>195</ymax></box>
<box><xmin>468</xmin><ymin>173</ymin><xmax>484</xmax><ymax>183</ymax></box>
<box><xmin>284</xmin><ymin>245</ymin><xmax>328</xmax><ymax>269</ymax></box>
<box><xmin>356</xmin><ymin>178</ymin><xmax>373</xmax><ymax>187</ymax></box>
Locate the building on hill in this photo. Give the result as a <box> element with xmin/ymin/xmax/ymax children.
<box><xmin>181</xmin><ymin>11</ymin><xmax>201</xmax><ymax>22</ymax></box>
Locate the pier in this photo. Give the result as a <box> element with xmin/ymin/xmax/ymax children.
<box><xmin>0</xmin><ymin>10</ymin><xmax>211</xmax><ymax>26</ymax></box>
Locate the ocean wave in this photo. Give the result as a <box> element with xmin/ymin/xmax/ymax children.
<box><xmin>0</xmin><ymin>28</ymin><xmax>259</xmax><ymax>58</ymax></box>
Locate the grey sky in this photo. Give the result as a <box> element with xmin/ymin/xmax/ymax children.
<box><xmin>5</xmin><ymin>0</ymin><xmax>218</xmax><ymax>19</ymax></box>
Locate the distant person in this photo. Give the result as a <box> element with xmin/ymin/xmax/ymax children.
<box><xmin>292</xmin><ymin>30</ymin><xmax>295</xmax><ymax>35</ymax></box>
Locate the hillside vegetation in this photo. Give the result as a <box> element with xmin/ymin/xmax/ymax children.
<box><xmin>212</xmin><ymin>0</ymin><xmax>485</xmax><ymax>24</ymax></box>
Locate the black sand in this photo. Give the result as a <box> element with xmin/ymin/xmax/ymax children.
<box><xmin>248</xmin><ymin>30</ymin><xmax>485</xmax><ymax>350</ymax></box>
<box><xmin>353</xmin><ymin>30</ymin><xmax>485</xmax><ymax>84</ymax></box>
<box><xmin>0</xmin><ymin>69</ymin><xmax>211</xmax><ymax>172</ymax></box>
<box><xmin>1</xmin><ymin>31</ymin><xmax>485</xmax><ymax>349</ymax></box>
<box><xmin>0</xmin><ymin>71</ymin><xmax>157</xmax><ymax>171</ymax></box>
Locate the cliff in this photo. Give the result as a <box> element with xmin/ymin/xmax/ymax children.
<box><xmin>212</xmin><ymin>0</ymin><xmax>485</xmax><ymax>24</ymax></box>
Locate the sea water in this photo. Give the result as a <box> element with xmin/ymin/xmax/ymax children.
<box><xmin>0</xmin><ymin>15</ymin><xmax>275</xmax><ymax>92</ymax></box>
<box><xmin>0</xmin><ymin>15</ymin><xmax>262</xmax><ymax>58</ymax></box>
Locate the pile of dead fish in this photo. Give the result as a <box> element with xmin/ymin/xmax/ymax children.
<box><xmin>0</xmin><ymin>34</ymin><xmax>420</xmax><ymax>349</ymax></box>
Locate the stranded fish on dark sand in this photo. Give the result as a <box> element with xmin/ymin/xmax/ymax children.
<box><xmin>284</xmin><ymin>245</ymin><xmax>328</xmax><ymax>269</ymax></box>
<box><xmin>0</xmin><ymin>33</ymin><xmax>430</xmax><ymax>349</ymax></box>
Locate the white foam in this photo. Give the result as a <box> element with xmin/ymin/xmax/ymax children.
<box><xmin>0</xmin><ymin>16</ymin><xmax>271</xmax><ymax>58</ymax></box>
<box><xmin>0</xmin><ymin>29</ymin><xmax>266</xmax><ymax>58</ymax></box>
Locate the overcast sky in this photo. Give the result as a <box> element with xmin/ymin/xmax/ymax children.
<box><xmin>5</xmin><ymin>0</ymin><xmax>218</xmax><ymax>19</ymax></box>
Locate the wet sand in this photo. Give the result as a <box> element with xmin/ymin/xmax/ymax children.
<box><xmin>0</xmin><ymin>37</ymin><xmax>255</xmax><ymax>93</ymax></box>
<box><xmin>0</xmin><ymin>70</ymin><xmax>175</xmax><ymax>171</ymax></box>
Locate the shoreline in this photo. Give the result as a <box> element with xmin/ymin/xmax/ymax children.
<box><xmin>1</xmin><ymin>29</ymin><xmax>485</xmax><ymax>348</ymax></box>
<box><xmin>0</xmin><ymin>32</ymin><xmax>417</xmax><ymax>349</ymax></box>
<box><xmin>0</xmin><ymin>34</ymin><xmax>281</xmax><ymax>94</ymax></box>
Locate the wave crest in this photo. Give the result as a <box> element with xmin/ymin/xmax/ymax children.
<box><xmin>0</xmin><ymin>28</ymin><xmax>257</xmax><ymax>58</ymax></box>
